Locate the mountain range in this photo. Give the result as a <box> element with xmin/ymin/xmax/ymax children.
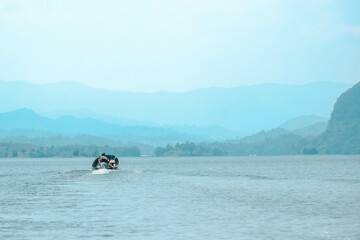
<box><xmin>0</xmin><ymin>108</ymin><xmax>328</xmax><ymax>148</ymax></box>
<box><xmin>0</xmin><ymin>108</ymin><xmax>242</xmax><ymax>145</ymax></box>
<box><xmin>0</xmin><ymin>80</ymin><xmax>350</xmax><ymax>132</ymax></box>
<box><xmin>0</xmin><ymin>80</ymin><xmax>358</xmax><ymax>156</ymax></box>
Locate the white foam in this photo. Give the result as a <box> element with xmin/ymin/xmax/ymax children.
<box><xmin>92</xmin><ymin>169</ymin><xmax>110</xmax><ymax>175</ymax></box>
<box><xmin>121</xmin><ymin>169</ymin><xmax>143</xmax><ymax>174</ymax></box>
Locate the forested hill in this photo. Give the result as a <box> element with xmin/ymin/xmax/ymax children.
<box><xmin>319</xmin><ymin>82</ymin><xmax>360</xmax><ymax>154</ymax></box>
<box><xmin>157</xmin><ymin>81</ymin><xmax>360</xmax><ymax>156</ymax></box>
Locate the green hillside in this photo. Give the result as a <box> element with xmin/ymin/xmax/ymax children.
<box><xmin>319</xmin><ymin>82</ymin><xmax>360</xmax><ymax>154</ymax></box>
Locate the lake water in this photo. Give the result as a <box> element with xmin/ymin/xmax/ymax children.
<box><xmin>0</xmin><ymin>156</ymin><xmax>359</xmax><ymax>240</ymax></box>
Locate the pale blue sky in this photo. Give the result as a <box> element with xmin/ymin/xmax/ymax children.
<box><xmin>0</xmin><ymin>0</ymin><xmax>359</xmax><ymax>92</ymax></box>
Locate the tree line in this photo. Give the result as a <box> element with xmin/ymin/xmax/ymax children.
<box><xmin>154</xmin><ymin>141</ymin><xmax>227</xmax><ymax>157</ymax></box>
<box><xmin>0</xmin><ymin>143</ymin><xmax>140</xmax><ymax>158</ymax></box>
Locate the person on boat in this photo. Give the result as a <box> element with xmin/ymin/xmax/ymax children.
<box><xmin>108</xmin><ymin>159</ymin><xmax>116</xmax><ymax>168</ymax></box>
<box><xmin>97</xmin><ymin>153</ymin><xmax>108</xmax><ymax>164</ymax></box>
<box><xmin>101</xmin><ymin>153</ymin><xmax>115</xmax><ymax>168</ymax></box>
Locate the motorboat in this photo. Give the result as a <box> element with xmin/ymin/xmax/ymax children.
<box><xmin>92</xmin><ymin>154</ymin><xmax>119</xmax><ymax>170</ymax></box>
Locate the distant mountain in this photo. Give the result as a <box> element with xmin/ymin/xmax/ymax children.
<box><xmin>318</xmin><ymin>81</ymin><xmax>360</xmax><ymax>154</ymax></box>
<box><xmin>279</xmin><ymin>115</ymin><xmax>327</xmax><ymax>131</ymax></box>
<box><xmin>163</xmin><ymin>125</ymin><xmax>243</xmax><ymax>141</ymax></box>
<box><xmin>239</xmin><ymin>128</ymin><xmax>289</xmax><ymax>143</ymax></box>
<box><xmin>238</xmin><ymin>114</ymin><xmax>328</xmax><ymax>143</ymax></box>
<box><xmin>237</xmin><ymin>123</ymin><xmax>326</xmax><ymax>144</ymax></box>
<box><xmin>203</xmin><ymin>82</ymin><xmax>360</xmax><ymax>156</ymax></box>
<box><xmin>292</xmin><ymin>122</ymin><xmax>327</xmax><ymax>137</ymax></box>
<box><xmin>0</xmin><ymin>108</ymin><xmax>240</xmax><ymax>145</ymax></box>
<box><xmin>0</xmin><ymin>80</ymin><xmax>351</xmax><ymax>132</ymax></box>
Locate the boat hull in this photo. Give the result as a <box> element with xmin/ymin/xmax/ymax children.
<box><xmin>92</xmin><ymin>155</ymin><xmax>119</xmax><ymax>170</ymax></box>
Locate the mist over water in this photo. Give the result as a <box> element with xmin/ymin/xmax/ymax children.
<box><xmin>1</xmin><ymin>156</ymin><xmax>359</xmax><ymax>240</ymax></box>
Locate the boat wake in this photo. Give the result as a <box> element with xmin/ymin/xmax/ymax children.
<box><xmin>91</xmin><ymin>169</ymin><xmax>111</xmax><ymax>175</ymax></box>
<box><xmin>89</xmin><ymin>167</ymin><xmax>144</xmax><ymax>175</ymax></box>
<box><xmin>120</xmin><ymin>169</ymin><xmax>143</xmax><ymax>174</ymax></box>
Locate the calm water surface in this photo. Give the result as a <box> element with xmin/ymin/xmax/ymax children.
<box><xmin>0</xmin><ymin>156</ymin><xmax>359</xmax><ymax>239</ymax></box>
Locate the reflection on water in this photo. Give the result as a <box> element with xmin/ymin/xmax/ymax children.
<box><xmin>0</xmin><ymin>156</ymin><xmax>359</xmax><ymax>240</ymax></box>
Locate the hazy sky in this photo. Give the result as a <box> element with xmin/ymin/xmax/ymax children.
<box><xmin>0</xmin><ymin>0</ymin><xmax>359</xmax><ymax>92</ymax></box>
